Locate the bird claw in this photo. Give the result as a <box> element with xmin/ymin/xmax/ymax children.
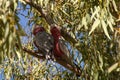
<box><xmin>51</xmin><ymin>54</ymin><xmax>56</xmax><ymax>61</ymax></box>
<box><xmin>45</xmin><ymin>55</ymin><xmax>50</xmax><ymax>60</ymax></box>
<box><xmin>45</xmin><ymin>53</ymin><xmax>56</xmax><ymax>61</ymax></box>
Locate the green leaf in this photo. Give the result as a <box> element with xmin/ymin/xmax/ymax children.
<box><xmin>112</xmin><ymin>0</ymin><xmax>118</xmax><ymax>12</ymax></box>
<box><xmin>77</xmin><ymin>23</ymin><xmax>82</xmax><ymax>30</ymax></box>
<box><xmin>6</xmin><ymin>1</ymin><xmax>10</xmax><ymax>9</ymax></box>
<box><xmin>101</xmin><ymin>20</ymin><xmax>111</xmax><ymax>39</ymax></box>
<box><xmin>1</xmin><ymin>15</ymin><xmax>7</xmax><ymax>24</ymax></box>
<box><xmin>14</xmin><ymin>0</ymin><xmax>18</xmax><ymax>11</ymax></box>
<box><xmin>91</xmin><ymin>6</ymin><xmax>100</xmax><ymax>20</ymax></box>
<box><xmin>98</xmin><ymin>52</ymin><xmax>103</xmax><ymax>71</ymax></box>
<box><xmin>16</xmin><ymin>51</ymin><xmax>21</xmax><ymax>60</ymax></box>
<box><xmin>73</xmin><ymin>0</ymin><xmax>78</xmax><ymax>5</ymax></box>
<box><xmin>82</xmin><ymin>17</ymin><xmax>88</xmax><ymax>30</ymax></box>
<box><xmin>0</xmin><ymin>52</ymin><xmax>3</xmax><ymax>64</ymax></box>
<box><xmin>89</xmin><ymin>19</ymin><xmax>100</xmax><ymax>35</ymax></box>
<box><xmin>19</xmin><ymin>0</ymin><xmax>26</xmax><ymax>4</ymax></box>
<box><xmin>60</xmin><ymin>8</ymin><xmax>69</xmax><ymax>17</ymax></box>
<box><xmin>108</xmin><ymin>62</ymin><xmax>119</xmax><ymax>73</ymax></box>
<box><xmin>44</xmin><ymin>0</ymin><xmax>49</xmax><ymax>7</ymax></box>
<box><xmin>4</xmin><ymin>24</ymin><xmax>10</xmax><ymax>40</ymax></box>
<box><xmin>17</xmin><ymin>23</ymin><xmax>27</xmax><ymax>36</ymax></box>
<box><xmin>107</xmin><ymin>19</ymin><xmax>114</xmax><ymax>32</ymax></box>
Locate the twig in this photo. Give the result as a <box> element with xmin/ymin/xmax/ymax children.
<box><xmin>24</xmin><ymin>0</ymin><xmax>54</xmax><ymax>25</ymax></box>
<box><xmin>55</xmin><ymin>58</ymin><xmax>81</xmax><ymax>75</ymax></box>
<box><xmin>22</xmin><ymin>47</ymin><xmax>45</xmax><ymax>59</ymax></box>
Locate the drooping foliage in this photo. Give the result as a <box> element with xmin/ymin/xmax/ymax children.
<box><xmin>0</xmin><ymin>0</ymin><xmax>120</xmax><ymax>80</ymax></box>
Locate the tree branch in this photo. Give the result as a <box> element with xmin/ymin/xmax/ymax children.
<box><xmin>22</xmin><ymin>47</ymin><xmax>45</xmax><ymax>59</ymax></box>
<box><xmin>22</xmin><ymin>46</ymin><xmax>81</xmax><ymax>75</ymax></box>
<box><xmin>55</xmin><ymin>58</ymin><xmax>81</xmax><ymax>75</ymax></box>
<box><xmin>22</xmin><ymin>0</ymin><xmax>81</xmax><ymax>75</ymax></box>
<box><xmin>23</xmin><ymin>0</ymin><xmax>78</xmax><ymax>44</ymax></box>
<box><xmin>24</xmin><ymin>0</ymin><xmax>54</xmax><ymax>25</ymax></box>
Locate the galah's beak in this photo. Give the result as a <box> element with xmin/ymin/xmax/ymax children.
<box><xmin>33</xmin><ymin>25</ymin><xmax>45</xmax><ymax>35</ymax></box>
<box><xmin>50</xmin><ymin>24</ymin><xmax>61</xmax><ymax>30</ymax></box>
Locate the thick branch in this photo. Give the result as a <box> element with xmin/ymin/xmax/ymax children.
<box><xmin>22</xmin><ymin>47</ymin><xmax>45</xmax><ymax>59</ymax></box>
<box><xmin>56</xmin><ymin>58</ymin><xmax>81</xmax><ymax>75</ymax></box>
<box><xmin>24</xmin><ymin>0</ymin><xmax>54</xmax><ymax>25</ymax></box>
<box><xmin>22</xmin><ymin>46</ymin><xmax>81</xmax><ymax>75</ymax></box>
<box><xmin>23</xmin><ymin>0</ymin><xmax>77</xmax><ymax>44</ymax></box>
<box><xmin>15</xmin><ymin>43</ymin><xmax>45</xmax><ymax>59</ymax></box>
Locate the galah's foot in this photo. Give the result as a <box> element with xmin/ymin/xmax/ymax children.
<box><xmin>45</xmin><ymin>54</ymin><xmax>51</xmax><ymax>60</ymax></box>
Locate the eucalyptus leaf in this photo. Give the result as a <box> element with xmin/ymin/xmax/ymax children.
<box><xmin>98</xmin><ymin>52</ymin><xmax>103</xmax><ymax>71</ymax></box>
<box><xmin>108</xmin><ymin>62</ymin><xmax>119</xmax><ymax>73</ymax></box>
<box><xmin>16</xmin><ymin>51</ymin><xmax>22</xmax><ymax>60</ymax></box>
<box><xmin>89</xmin><ymin>19</ymin><xmax>100</xmax><ymax>35</ymax></box>
<box><xmin>107</xmin><ymin>19</ymin><xmax>114</xmax><ymax>32</ymax></box>
<box><xmin>60</xmin><ymin>8</ymin><xmax>70</xmax><ymax>17</ymax></box>
<box><xmin>14</xmin><ymin>0</ymin><xmax>18</xmax><ymax>11</ymax></box>
<box><xmin>101</xmin><ymin>20</ymin><xmax>111</xmax><ymax>39</ymax></box>
<box><xmin>112</xmin><ymin>0</ymin><xmax>118</xmax><ymax>12</ymax></box>
<box><xmin>82</xmin><ymin>17</ymin><xmax>87</xmax><ymax>30</ymax></box>
<box><xmin>17</xmin><ymin>24</ymin><xmax>27</xmax><ymax>36</ymax></box>
<box><xmin>4</xmin><ymin>24</ymin><xmax>9</xmax><ymax>39</ymax></box>
<box><xmin>91</xmin><ymin>6</ymin><xmax>100</xmax><ymax>20</ymax></box>
<box><xmin>5</xmin><ymin>1</ymin><xmax>10</xmax><ymax>9</ymax></box>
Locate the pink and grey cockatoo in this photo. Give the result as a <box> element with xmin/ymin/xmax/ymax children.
<box><xmin>50</xmin><ymin>24</ymin><xmax>79</xmax><ymax>68</ymax></box>
<box><xmin>32</xmin><ymin>25</ymin><xmax>54</xmax><ymax>59</ymax></box>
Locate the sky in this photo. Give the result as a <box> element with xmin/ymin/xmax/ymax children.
<box><xmin>0</xmin><ymin>69</ymin><xmax>4</xmax><ymax>80</ymax></box>
<box><xmin>17</xmin><ymin>4</ymin><xmax>33</xmax><ymax>44</ymax></box>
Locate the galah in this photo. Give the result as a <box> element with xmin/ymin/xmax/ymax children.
<box><xmin>32</xmin><ymin>25</ymin><xmax>54</xmax><ymax>59</ymax></box>
<box><xmin>50</xmin><ymin>24</ymin><xmax>79</xmax><ymax>69</ymax></box>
